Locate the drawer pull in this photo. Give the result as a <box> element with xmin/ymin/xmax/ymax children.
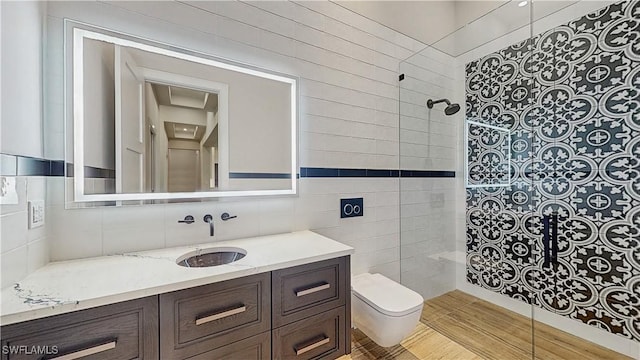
<box><xmin>294</xmin><ymin>335</ymin><xmax>330</xmax><ymax>355</ymax></box>
<box><xmin>50</xmin><ymin>340</ymin><xmax>116</xmax><ymax>360</ymax></box>
<box><xmin>195</xmin><ymin>305</ymin><xmax>246</xmax><ymax>325</ymax></box>
<box><xmin>296</xmin><ymin>282</ymin><xmax>330</xmax><ymax>297</ymax></box>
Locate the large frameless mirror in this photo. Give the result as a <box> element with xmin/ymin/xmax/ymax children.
<box><xmin>65</xmin><ymin>21</ymin><xmax>297</xmax><ymax>205</ymax></box>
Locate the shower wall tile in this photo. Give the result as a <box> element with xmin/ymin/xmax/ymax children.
<box><xmin>465</xmin><ymin>0</ymin><xmax>640</xmax><ymax>343</ymax></box>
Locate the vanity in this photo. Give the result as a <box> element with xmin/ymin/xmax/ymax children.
<box><xmin>0</xmin><ymin>231</ymin><xmax>353</xmax><ymax>360</ymax></box>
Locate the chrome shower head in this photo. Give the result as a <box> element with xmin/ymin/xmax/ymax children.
<box><xmin>427</xmin><ymin>98</ymin><xmax>460</xmax><ymax>116</ymax></box>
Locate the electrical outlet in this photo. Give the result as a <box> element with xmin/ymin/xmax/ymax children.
<box><xmin>0</xmin><ymin>176</ymin><xmax>18</xmax><ymax>205</ymax></box>
<box><xmin>28</xmin><ymin>200</ymin><xmax>45</xmax><ymax>229</ymax></box>
<box><xmin>340</xmin><ymin>198</ymin><xmax>363</xmax><ymax>218</ymax></box>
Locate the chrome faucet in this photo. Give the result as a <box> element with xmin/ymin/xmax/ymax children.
<box><xmin>203</xmin><ymin>214</ymin><xmax>214</xmax><ymax>236</ymax></box>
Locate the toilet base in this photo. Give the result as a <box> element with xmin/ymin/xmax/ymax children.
<box><xmin>352</xmin><ymin>300</ymin><xmax>422</xmax><ymax>347</ymax></box>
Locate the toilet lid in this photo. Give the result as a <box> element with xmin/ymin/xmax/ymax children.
<box><xmin>351</xmin><ymin>273</ymin><xmax>424</xmax><ymax>317</ymax></box>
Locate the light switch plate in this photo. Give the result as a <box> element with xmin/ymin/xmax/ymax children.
<box><xmin>28</xmin><ymin>200</ymin><xmax>45</xmax><ymax>229</ymax></box>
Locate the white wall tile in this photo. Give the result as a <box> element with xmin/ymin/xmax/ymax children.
<box><xmin>1</xmin><ymin>246</ymin><xmax>28</xmax><ymax>289</ymax></box>
<box><xmin>0</xmin><ymin>174</ymin><xmax>50</xmax><ymax>284</ymax></box>
<box><xmin>49</xmin><ymin>205</ymin><xmax>103</xmax><ymax>261</ymax></box>
<box><xmin>27</xmin><ymin>237</ymin><xmax>49</xmax><ymax>274</ymax></box>
<box><xmin>102</xmin><ymin>204</ymin><xmax>166</xmax><ymax>254</ymax></box>
<box><xmin>26</xmin><ymin>177</ymin><xmax>46</xmax><ymax>202</ymax></box>
<box><xmin>0</xmin><ymin>212</ymin><xmax>28</xmax><ymax>253</ymax></box>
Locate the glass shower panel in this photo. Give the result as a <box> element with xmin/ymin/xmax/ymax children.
<box><xmin>398</xmin><ymin>50</ymin><xmax>458</xmax><ymax>301</ymax></box>
<box><xmin>530</xmin><ymin>0</ymin><xmax>640</xmax><ymax>354</ymax></box>
<box><xmin>400</xmin><ymin>0</ymin><xmax>638</xmax><ymax>357</ymax></box>
<box><xmin>398</xmin><ymin>1</ymin><xmax>537</xmax><ymax>356</ymax></box>
<box><xmin>462</xmin><ymin>33</ymin><xmax>539</xmax><ymax>358</ymax></box>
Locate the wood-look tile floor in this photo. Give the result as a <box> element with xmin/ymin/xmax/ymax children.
<box><xmin>340</xmin><ymin>290</ymin><xmax>632</xmax><ymax>360</ymax></box>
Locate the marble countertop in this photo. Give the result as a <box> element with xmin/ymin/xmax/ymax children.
<box><xmin>0</xmin><ymin>230</ymin><xmax>354</xmax><ymax>326</ymax></box>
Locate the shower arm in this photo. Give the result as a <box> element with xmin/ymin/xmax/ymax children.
<box><xmin>427</xmin><ymin>99</ymin><xmax>452</xmax><ymax>108</ymax></box>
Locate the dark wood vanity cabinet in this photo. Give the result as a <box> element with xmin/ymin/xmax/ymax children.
<box><xmin>0</xmin><ymin>296</ymin><xmax>159</xmax><ymax>360</ymax></box>
<box><xmin>273</xmin><ymin>307</ymin><xmax>347</xmax><ymax>360</ymax></box>
<box><xmin>185</xmin><ymin>331</ymin><xmax>271</xmax><ymax>360</ymax></box>
<box><xmin>159</xmin><ymin>272</ymin><xmax>271</xmax><ymax>359</ymax></box>
<box><xmin>272</xmin><ymin>256</ymin><xmax>350</xmax><ymax>360</ymax></box>
<box><xmin>0</xmin><ymin>256</ymin><xmax>350</xmax><ymax>360</ymax></box>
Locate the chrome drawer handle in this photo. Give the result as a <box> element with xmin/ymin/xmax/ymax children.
<box><xmin>294</xmin><ymin>336</ymin><xmax>330</xmax><ymax>356</ymax></box>
<box><xmin>50</xmin><ymin>340</ymin><xmax>116</xmax><ymax>360</ymax></box>
<box><xmin>296</xmin><ymin>283</ymin><xmax>330</xmax><ymax>297</ymax></box>
<box><xmin>195</xmin><ymin>305</ymin><xmax>246</xmax><ymax>325</ymax></box>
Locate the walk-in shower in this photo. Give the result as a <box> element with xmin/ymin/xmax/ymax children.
<box><xmin>399</xmin><ymin>0</ymin><xmax>639</xmax><ymax>358</ymax></box>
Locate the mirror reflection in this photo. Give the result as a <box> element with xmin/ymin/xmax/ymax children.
<box><xmin>147</xmin><ymin>83</ymin><xmax>219</xmax><ymax>193</ymax></box>
<box><xmin>70</xmin><ymin>25</ymin><xmax>297</xmax><ymax>202</ymax></box>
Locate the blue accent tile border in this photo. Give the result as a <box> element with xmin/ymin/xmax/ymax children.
<box><xmin>0</xmin><ymin>154</ymin><xmax>65</xmax><ymax>177</ymax></box>
<box><xmin>400</xmin><ymin>170</ymin><xmax>456</xmax><ymax>178</ymax></box>
<box><xmin>86</xmin><ymin>166</ymin><xmax>116</xmax><ymax>179</ymax></box>
<box><xmin>300</xmin><ymin>167</ymin><xmax>454</xmax><ymax>178</ymax></box>
<box><xmin>229</xmin><ymin>172</ymin><xmax>292</xmax><ymax>179</ymax></box>
<box><xmin>0</xmin><ymin>154</ymin><xmax>456</xmax><ymax>179</ymax></box>
<box><xmin>0</xmin><ymin>154</ymin><xmax>17</xmax><ymax>176</ymax></box>
<box><xmin>50</xmin><ymin>161</ymin><xmax>65</xmax><ymax>176</ymax></box>
<box><xmin>65</xmin><ymin>164</ymin><xmax>115</xmax><ymax>178</ymax></box>
<box><xmin>17</xmin><ymin>156</ymin><xmax>50</xmax><ymax>176</ymax></box>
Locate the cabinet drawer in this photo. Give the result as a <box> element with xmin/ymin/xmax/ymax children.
<box><xmin>185</xmin><ymin>331</ymin><xmax>270</xmax><ymax>360</ymax></box>
<box><xmin>160</xmin><ymin>272</ymin><xmax>270</xmax><ymax>359</ymax></box>
<box><xmin>272</xmin><ymin>307</ymin><xmax>346</xmax><ymax>360</ymax></box>
<box><xmin>272</xmin><ymin>257</ymin><xmax>347</xmax><ymax>327</ymax></box>
<box><xmin>0</xmin><ymin>296</ymin><xmax>158</xmax><ymax>360</ymax></box>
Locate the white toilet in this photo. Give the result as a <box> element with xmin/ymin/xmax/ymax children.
<box><xmin>351</xmin><ymin>273</ymin><xmax>424</xmax><ymax>347</ymax></box>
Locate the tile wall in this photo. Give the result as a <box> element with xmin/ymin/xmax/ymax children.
<box><xmin>461</xmin><ymin>0</ymin><xmax>640</xmax><ymax>354</ymax></box>
<box><xmin>2</xmin><ymin>1</ymin><xmax>458</xmax><ymax>289</ymax></box>
<box><xmin>0</xmin><ymin>176</ymin><xmax>49</xmax><ymax>288</ymax></box>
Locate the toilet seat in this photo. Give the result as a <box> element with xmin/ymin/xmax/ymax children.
<box><xmin>351</xmin><ymin>273</ymin><xmax>423</xmax><ymax>317</ymax></box>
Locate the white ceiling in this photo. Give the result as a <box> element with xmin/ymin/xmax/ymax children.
<box><xmin>334</xmin><ymin>0</ymin><xmax>611</xmax><ymax>57</ymax></box>
<box><xmin>150</xmin><ymin>83</ymin><xmax>217</xmax><ymax>141</ymax></box>
<box><xmin>151</xmin><ymin>83</ymin><xmax>218</xmax><ymax>112</ymax></box>
<box><xmin>335</xmin><ymin>1</ymin><xmax>508</xmax><ymax>46</ymax></box>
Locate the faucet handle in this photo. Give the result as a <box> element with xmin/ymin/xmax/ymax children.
<box><xmin>221</xmin><ymin>212</ymin><xmax>237</xmax><ymax>221</ymax></box>
<box><xmin>178</xmin><ymin>215</ymin><xmax>195</xmax><ymax>224</ymax></box>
